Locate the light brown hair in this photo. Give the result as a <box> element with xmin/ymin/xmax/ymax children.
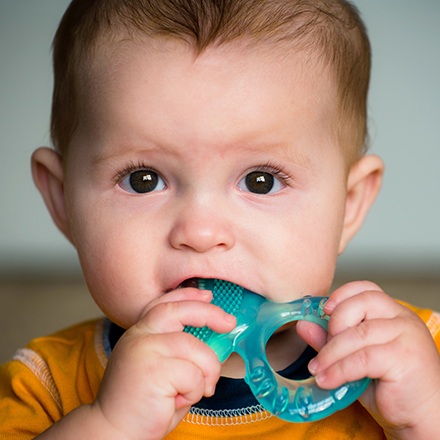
<box><xmin>51</xmin><ymin>0</ymin><xmax>371</xmax><ymax>162</ymax></box>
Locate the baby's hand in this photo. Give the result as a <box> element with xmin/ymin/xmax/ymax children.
<box><xmin>91</xmin><ymin>288</ymin><xmax>235</xmax><ymax>440</ymax></box>
<box><xmin>302</xmin><ymin>281</ymin><xmax>440</xmax><ymax>439</ymax></box>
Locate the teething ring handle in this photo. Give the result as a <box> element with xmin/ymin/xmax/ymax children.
<box><xmin>233</xmin><ymin>294</ymin><xmax>370</xmax><ymax>422</ymax></box>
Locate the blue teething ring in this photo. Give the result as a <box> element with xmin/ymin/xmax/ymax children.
<box><xmin>185</xmin><ymin>279</ymin><xmax>371</xmax><ymax>422</ymax></box>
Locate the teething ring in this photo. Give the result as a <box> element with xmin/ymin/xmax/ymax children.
<box><xmin>184</xmin><ymin>279</ymin><xmax>370</xmax><ymax>422</ymax></box>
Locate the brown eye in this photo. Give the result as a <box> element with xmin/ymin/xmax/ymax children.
<box><xmin>243</xmin><ymin>171</ymin><xmax>277</xmax><ymax>194</ymax></box>
<box><xmin>120</xmin><ymin>169</ymin><xmax>166</xmax><ymax>194</ymax></box>
<box><xmin>245</xmin><ymin>172</ymin><xmax>274</xmax><ymax>194</ymax></box>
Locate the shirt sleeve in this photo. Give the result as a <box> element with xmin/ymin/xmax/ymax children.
<box><xmin>0</xmin><ymin>319</ymin><xmax>106</xmax><ymax>439</ymax></box>
<box><xmin>0</xmin><ymin>351</ymin><xmax>63</xmax><ymax>439</ymax></box>
<box><xmin>399</xmin><ymin>300</ymin><xmax>440</xmax><ymax>351</ymax></box>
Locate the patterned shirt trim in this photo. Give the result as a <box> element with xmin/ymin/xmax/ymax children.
<box><xmin>184</xmin><ymin>404</ymin><xmax>272</xmax><ymax>425</ymax></box>
<box><xmin>12</xmin><ymin>347</ymin><xmax>62</xmax><ymax>411</ymax></box>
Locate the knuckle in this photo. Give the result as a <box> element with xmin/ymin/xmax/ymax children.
<box><xmin>353</xmin><ymin>321</ymin><xmax>371</xmax><ymax>341</ymax></box>
<box><xmin>335</xmin><ymin>348</ymin><xmax>371</xmax><ymax>381</ymax></box>
<box><xmin>351</xmin><ymin>280</ymin><xmax>383</xmax><ymax>296</ymax></box>
<box><xmin>355</xmin><ymin>347</ymin><xmax>372</xmax><ymax>371</ymax></box>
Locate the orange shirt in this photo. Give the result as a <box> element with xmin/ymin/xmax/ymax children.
<box><xmin>1</xmin><ymin>302</ymin><xmax>439</xmax><ymax>439</ymax></box>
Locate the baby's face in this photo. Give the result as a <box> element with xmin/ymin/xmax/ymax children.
<box><xmin>63</xmin><ymin>40</ymin><xmax>350</xmax><ymax>328</ymax></box>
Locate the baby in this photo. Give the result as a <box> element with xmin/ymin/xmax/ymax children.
<box><xmin>1</xmin><ymin>0</ymin><xmax>440</xmax><ymax>439</ymax></box>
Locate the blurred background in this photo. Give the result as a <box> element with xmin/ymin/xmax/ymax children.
<box><xmin>0</xmin><ymin>0</ymin><xmax>439</xmax><ymax>363</ymax></box>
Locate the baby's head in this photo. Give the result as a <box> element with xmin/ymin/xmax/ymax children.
<box><xmin>33</xmin><ymin>0</ymin><xmax>383</xmax><ymax>328</ymax></box>
<box><xmin>51</xmin><ymin>0</ymin><xmax>370</xmax><ymax>164</ymax></box>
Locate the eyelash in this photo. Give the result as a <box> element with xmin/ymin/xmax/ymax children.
<box><xmin>113</xmin><ymin>160</ymin><xmax>159</xmax><ymax>184</ymax></box>
<box><xmin>246</xmin><ymin>162</ymin><xmax>293</xmax><ymax>187</ymax></box>
<box><xmin>113</xmin><ymin>160</ymin><xmax>292</xmax><ymax>187</ymax></box>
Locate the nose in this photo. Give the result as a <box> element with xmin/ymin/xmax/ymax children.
<box><xmin>169</xmin><ymin>199</ymin><xmax>235</xmax><ymax>253</ymax></box>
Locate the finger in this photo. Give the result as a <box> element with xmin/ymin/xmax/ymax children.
<box><xmin>296</xmin><ymin>321</ymin><xmax>327</xmax><ymax>352</ymax></box>
<box><xmin>324</xmin><ymin>280</ymin><xmax>384</xmax><ymax>317</ymax></box>
<box><xmin>327</xmin><ymin>280</ymin><xmax>383</xmax><ymax>308</ymax></box>
<box><xmin>125</xmin><ymin>356</ymin><xmax>215</xmax><ymax>437</ymax></box>
<box><xmin>313</xmin><ymin>342</ymin><xmax>396</xmax><ymax>389</ymax></box>
<box><xmin>310</xmin><ymin>317</ymin><xmax>403</xmax><ymax>375</ymax></box>
<box><xmin>327</xmin><ymin>289</ymin><xmax>406</xmax><ymax>336</ymax></box>
<box><xmin>140</xmin><ymin>287</ymin><xmax>214</xmax><ymax>317</ymax></box>
<box><xmin>157</xmin><ymin>334</ymin><xmax>222</xmax><ymax>399</ymax></box>
<box><xmin>137</xmin><ymin>299</ymin><xmax>236</xmax><ymax>335</ymax></box>
<box><xmin>160</xmin><ymin>357</ymin><xmax>214</xmax><ymax>407</ymax></box>
<box><xmin>117</xmin><ymin>330</ymin><xmax>222</xmax><ymax>395</ymax></box>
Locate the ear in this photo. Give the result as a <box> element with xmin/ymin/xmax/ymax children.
<box><xmin>338</xmin><ymin>154</ymin><xmax>384</xmax><ymax>254</ymax></box>
<box><xmin>31</xmin><ymin>147</ymin><xmax>73</xmax><ymax>244</ymax></box>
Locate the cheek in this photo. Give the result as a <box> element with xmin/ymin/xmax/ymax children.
<box><xmin>68</xmin><ymin>205</ymin><xmax>163</xmax><ymax>327</ymax></box>
<box><xmin>264</xmin><ymin>198</ymin><xmax>345</xmax><ymax>297</ymax></box>
<box><xmin>79</xmin><ymin>236</ymin><xmax>143</xmax><ymax>325</ymax></box>
<box><xmin>276</xmin><ymin>231</ymin><xmax>339</xmax><ymax>295</ymax></box>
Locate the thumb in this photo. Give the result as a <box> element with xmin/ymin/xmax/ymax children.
<box><xmin>296</xmin><ymin>321</ymin><xmax>328</xmax><ymax>352</ymax></box>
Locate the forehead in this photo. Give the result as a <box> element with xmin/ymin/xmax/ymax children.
<box><xmin>69</xmin><ymin>37</ymin><xmax>342</xmax><ymax>169</ymax></box>
<box><xmin>85</xmin><ymin>38</ymin><xmax>336</xmax><ymax>121</ymax></box>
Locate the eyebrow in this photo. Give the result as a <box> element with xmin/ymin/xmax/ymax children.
<box><xmin>91</xmin><ymin>139</ymin><xmax>312</xmax><ymax>169</ymax></box>
<box><xmin>270</xmin><ymin>142</ymin><xmax>312</xmax><ymax>169</ymax></box>
<box><xmin>91</xmin><ymin>143</ymin><xmax>162</xmax><ymax>165</ymax></box>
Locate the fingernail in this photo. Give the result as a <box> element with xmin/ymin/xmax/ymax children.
<box><xmin>324</xmin><ymin>300</ymin><xmax>336</xmax><ymax>314</ymax></box>
<box><xmin>225</xmin><ymin>313</ymin><xmax>236</xmax><ymax>323</ymax></box>
<box><xmin>208</xmin><ymin>385</ymin><xmax>216</xmax><ymax>397</ymax></box>
<box><xmin>308</xmin><ymin>358</ymin><xmax>319</xmax><ymax>375</ymax></box>
<box><xmin>315</xmin><ymin>371</ymin><xmax>326</xmax><ymax>387</ymax></box>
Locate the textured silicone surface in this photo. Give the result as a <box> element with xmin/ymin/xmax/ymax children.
<box><xmin>184</xmin><ymin>279</ymin><xmax>370</xmax><ymax>422</ymax></box>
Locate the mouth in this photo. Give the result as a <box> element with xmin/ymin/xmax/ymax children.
<box><xmin>176</xmin><ymin>278</ymin><xmax>200</xmax><ymax>289</ymax></box>
<box><xmin>167</xmin><ymin>277</ymin><xmax>248</xmax><ymax>295</ymax></box>
<box><xmin>164</xmin><ymin>277</ymin><xmax>202</xmax><ymax>293</ymax></box>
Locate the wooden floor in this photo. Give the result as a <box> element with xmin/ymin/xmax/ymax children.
<box><xmin>1</xmin><ymin>275</ymin><xmax>439</xmax><ymax>364</ymax></box>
